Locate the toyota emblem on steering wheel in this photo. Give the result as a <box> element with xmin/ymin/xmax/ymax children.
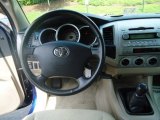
<box><xmin>53</xmin><ymin>47</ymin><xmax>70</xmax><ymax>57</ymax></box>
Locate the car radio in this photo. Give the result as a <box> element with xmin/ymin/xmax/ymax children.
<box><xmin>122</xmin><ymin>32</ymin><xmax>160</xmax><ymax>40</ymax></box>
<box><xmin>121</xmin><ymin>28</ymin><xmax>160</xmax><ymax>54</ymax></box>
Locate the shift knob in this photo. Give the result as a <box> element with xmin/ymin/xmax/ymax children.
<box><xmin>136</xmin><ymin>83</ymin><xmax>148</xmax><ymax>96</ymax></box>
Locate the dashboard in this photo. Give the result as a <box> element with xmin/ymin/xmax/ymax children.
<box><xmin>26</xmin><ymin>13</ymin><xmax>160</xmax><ymax>75</ymax></box>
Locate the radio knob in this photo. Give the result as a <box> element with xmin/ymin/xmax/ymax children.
<box><xmin>122</xmin><ymin>34</ymin><xmax>129</xmax><ymax>40</ymax></box>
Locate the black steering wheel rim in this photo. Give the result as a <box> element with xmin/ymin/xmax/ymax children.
<box><xmin>20</xmin><ymin>10</ymin><xmax>105</xmax><ymax>96</ymax></box>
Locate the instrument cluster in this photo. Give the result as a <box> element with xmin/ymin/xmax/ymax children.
<box><xmin>28</xmin><ymin>23</ymin><xmax>97</xmax><ymax>47</ymax></box>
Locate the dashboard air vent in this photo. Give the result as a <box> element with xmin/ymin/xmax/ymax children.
<box><xmin>102</xmin><ymin>26</ymin><xmax>116</xmax><ymax>59</ymax></box>
<box><xmin>103</xmin><ymin>26</ymin><xmax>114</xmax><ymax>45</ymax></box>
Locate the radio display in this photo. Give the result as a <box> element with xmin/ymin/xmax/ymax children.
<box><xmin>129</xmin><ymin>33</ymin><xmax>156</xmax><ymax>40</ymax></box>
<box><xmin>133</xmin><ymin>48</ymin><xmax>160</xmax><ymax>53</ymax></box>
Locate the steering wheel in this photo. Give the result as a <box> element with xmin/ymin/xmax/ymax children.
<box><xmin>20</xmin><ymin>10</ymin><xmax>105</xmax><ymax>96</ymax></box>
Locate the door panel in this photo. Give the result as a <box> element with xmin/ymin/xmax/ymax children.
<box><xmin>0</xmin><ymin>24</ymin><xmax>24</xmax><ymax>115</ymax></box>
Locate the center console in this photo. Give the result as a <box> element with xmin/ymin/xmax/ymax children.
<box><xmin>120</xmin><ymin>24</ymin><xmax>160</xmax><ymax>67</ymax></box>
<box><xmin>118</xmin><ymin>83</ymin><xmax>153</xmax><ymax>115</ymax></box>
<box><xmin>100</xmin><ymin>18</ymin><xmax>160</xmax><ymax>120</ymax></box>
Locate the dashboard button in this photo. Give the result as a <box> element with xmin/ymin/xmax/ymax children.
<box><xmin>122</xmin><ymin>34</ymin><xmax>129</xmax><ymax>40</ymax></box>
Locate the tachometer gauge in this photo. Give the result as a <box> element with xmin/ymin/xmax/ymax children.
<box><xmin>79</xmin><ymin>26</ymin><xmax>96</xmax><ymax>45</ymax></box>
<box><xmin>56</xmin><ymin>24</ymin><xmax>80</xmax><ymax>42</ymax></box>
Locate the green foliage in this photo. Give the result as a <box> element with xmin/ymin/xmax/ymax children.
<box><xmin>145</xmin><ymin>0</ymin><xmax>160</xmax><ymax>4</ymax></box>
<box><xmin>18</xmin><ymin>0</ymin><xmax>55</xmax><ymax>5</ymax></box>
<box><xmin>19</xmin><ymin>0</ymin><xmax>160</xmax><ymax>6</ymax></box>
<box><xmin>64</xmin><ymin>3</ymin><xmax>160</xmax><ymax>15</ymax></box>
<box><xmin>74</xmin><ymin>0</ymin><xmax>160</xmax><ymax>6</ymax></box>
<box><xmin>26</xmin><ymin>11</ymin><xmax>44</xmax><ymax>23</ymax></box>
<box><xmin>26</xmin><ymin>3</ymin><xmax>160</xmax><ymax>23</ymax></box>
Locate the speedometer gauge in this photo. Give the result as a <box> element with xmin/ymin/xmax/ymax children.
<box><xmin>79</xmin><ymin>26</ymin><xmax>96</xmax><ymax>45</ymax></box>
<box><xmin>56</xmin><ymin>24</ymin><xmax>80</xmax><ymax>42</ymax></box>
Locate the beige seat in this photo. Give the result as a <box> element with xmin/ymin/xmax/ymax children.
<box><xmin>23</xmin><ymin>109</ymin><xmax>115</xmax><ymax>120</ymax></box>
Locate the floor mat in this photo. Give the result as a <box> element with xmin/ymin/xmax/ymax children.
<box><xmin>46</xmin><ymin>82</ymin><xmax>98</xmax><ymax>110</ymax></box>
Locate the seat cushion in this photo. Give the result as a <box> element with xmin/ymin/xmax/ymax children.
<box><xmin>23</xmin><ymin>109</ymin><xmax>115</xmax><ymax>120</ymax></box>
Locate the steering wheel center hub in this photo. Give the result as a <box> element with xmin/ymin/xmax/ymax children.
<box><xmin>33</xmin><ymin>41</ymin><xmax>92</xmax><ymax>78</ymax></box>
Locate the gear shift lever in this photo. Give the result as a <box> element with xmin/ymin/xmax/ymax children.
<box><xmin>128</xmin><ymin>83</ymin><xmax>149</xmax><ymax>113</ymax></box>
<box><xmin>135</xmin><ymin>83</ymin><xmax>148</xmax><ymax>96</ymax></box>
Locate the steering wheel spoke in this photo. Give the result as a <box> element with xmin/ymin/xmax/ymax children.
<box><xmin>76</xmin><ymin>77</ymin><xmax>88</xmax><ymax>89</ymax></box>
<box><xmin>36</xmin><ymin>75</ymin><xmax>48</xmax><ymax>84</ymax></box>
<box><xmin>24</xmin><ymin>47</ymin><xmax>35</xmax><ymax>55</ymax></box>
<box><xmin>91</xmin><ymin>46</ymin><xmax>100</xmax><ymax>57</ymax></box>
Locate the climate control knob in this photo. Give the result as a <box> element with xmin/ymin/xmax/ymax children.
<box><xmin>157</xmin><ymin>32</ymin><xmax>160</xmax><ymax>38</ymax></box>
<box><xmin>135</xmin><ymin>58</ymin><xmax>144</xmax><ymax>65</ymax></box>
<box><xmin>148</xmin><ymin>57</ymin><xmax>157</xmax><ymax>65</ymax></box>
<box><xmin>121</xmin><ymin>58</ymin><xmax>130</xmax><ymax>66</ymax></box>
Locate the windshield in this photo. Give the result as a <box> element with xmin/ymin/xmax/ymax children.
<box><xmin>19</xmin><ymin>0</ymin><xmax>160</xmax><ymax>23</ymax></box>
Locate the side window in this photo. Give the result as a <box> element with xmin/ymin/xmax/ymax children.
<box><xmin>0</xmin><ymin>8</ymin><xmax>11</xmax><ymax>29</ymax></box>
